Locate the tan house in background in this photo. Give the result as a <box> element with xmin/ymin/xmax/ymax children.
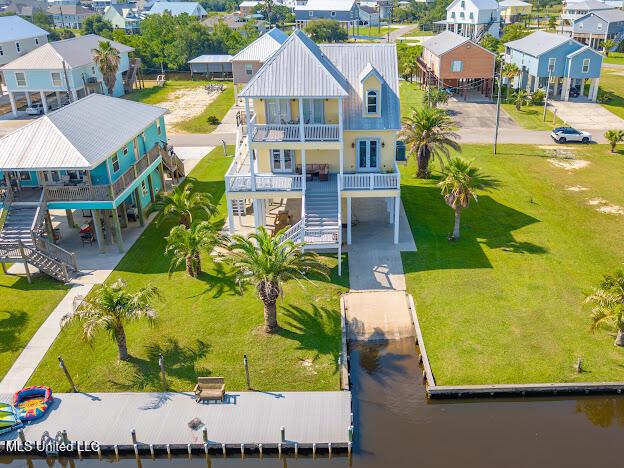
<box><xmin>226</xmin><ymin>30</ymin><xmax>403</xmax><ymax>275</ymax></box>
<box><xmin>230</xmin><ymin>28</ymin><xmax>288</xmax><ymax>100</ymax></box>
<box><xmin>499</xmin><ymin>0</ymin><xmax>532</xmax><ymax>24</ymax></box>
<box><xmin>419</xmin><ymin>30</ymin><xmax>496</xmax><ymax>98</ymax></box>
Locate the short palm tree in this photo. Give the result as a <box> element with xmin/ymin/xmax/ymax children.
<box><xmin>61</xmin><ymin>279</ymin><xmax>159</xmax><ymax>361</ymax></box>
<box><xmin>438</xmin><ymin>157</ymin><xmax>498</xmax><ymax>240</ymax></box>
<box><xmin>400</xmin><ymin>107</ymin><xmax>461</xmax><ymax>178</ymax></box>
<box><xmin>602</xmin><ymin>39</ymin><xmax>616</xmax><ymax>57</ymax></box>
<box><xmin>222</xmin><ymin>226</ymin><xmax>329</xmax><ymax>333</ymax></box>
<box><xmin>604</xmin><ymin>129</ymin><xmax>624</xmax><ymax>153</ymax></box>
<box><xmin>586</xmin><ymin>270</ymin><xmax>624</xmax><ymax>346</ymax></box>
<box><xmin>91</xmin><ymin>41</ymin><xmax>121</xmax><ymax>96</ymax></box>
<box><xmin>165</xmin><ymin>221</ymin><xmax>221</xmax><ymax>278</ymax></box>
<box><xmin>502</xmin><ymin>62</ymin><xmax>520</xmax><ymax>99</ymax></box>
<box><xmin>150</xmin><ymin>183</ymin><xmax>216</xmax><ymax>228</ymax></box>
<box><xmin>511</xmin><ymin>88</ymin><xmax>531</xmax><ymax>111</ymax></box>
<box><xmin>424</xmin><ymin>87</ymin><xmax>450</xmax><ymax>108</ymax></box>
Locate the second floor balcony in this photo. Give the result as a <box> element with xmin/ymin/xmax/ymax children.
<box><xmin>249</xmin><ymin>115</ymin><xmax>340</xmax><ymax>144</ymax></box>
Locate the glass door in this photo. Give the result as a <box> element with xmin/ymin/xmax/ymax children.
<box><xmin>266</xmin><ymin>99</ymin><xmax>290</xmax><ymax>124</ymax></box>
<box><xmin>271</xmin><ymin>149</ymin><xmax>294</xmax><ymax>173</ymax></box>
<box><xmin>302</xmin><ymin>99</ymin><xmax>325</xmax><ymax>124</ymax></box>
<box><xmin>357</xmin><ymin>139</ymin><xmax>379</xmax><ymax>172</ymax></box>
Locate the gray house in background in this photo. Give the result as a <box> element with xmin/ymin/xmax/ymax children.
<box><xmin>294</xmin><ymin>0</ymin><xmax>360</xmax><ymax>35</ymax></box>
<box><xmin>571</xmin><ymin>8</ymin><xmax>624</xmax><ymax>50</ymax></box>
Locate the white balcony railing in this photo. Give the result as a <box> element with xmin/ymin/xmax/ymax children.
<box><xmin>251</xmin><ymin>123</ymin><xmax>340</xmax><ymax>143</ymax></box>
<box><xmin>340</xmin><ymin>169</ymin><xmax>400</xmax><ymax>191</ymax></box>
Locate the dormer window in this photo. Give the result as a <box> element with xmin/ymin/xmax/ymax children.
<box><xmin>460</xmin><ymin>0</ymin><xmax>465</xmax><ymax>7</ymax></box>
<box><xmin>366</xmin><ymin>90</ymin><xmax>379</xmax><ymax>114</ymax></box>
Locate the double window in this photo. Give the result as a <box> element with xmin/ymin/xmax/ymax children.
<box><xmin>271</xmin><ymin>149</ymin><xmax>294</xmax><ymax>173</ymax></box>
<box><xmin>15</xmin><ymin>72</ymin><xmax>26</xmax><ymax>87</ymax></box>
<box><xmin>357</xmin><ymin>139</ymin><xmax>379</xmax><ymax>172</ymax></box>
<box><xmin>51</xmin><ymin>72</ymin><xmax>62</xmax><ymax>87</ymax></box>
<box><xmin>451</xmin><ymin>60</ymin><xmax>463</xmax><ymax>72</ymax></box>
<box><xmin>582</xmin><ymin>58</ymin><xmax>590</xmax><ymax>73</ymax></box>
<box><xmin>366</xmin><ymin>90</ymin><xmax>379</xmax><ymax>114</ymax></box>
<box><xmin>302</xmin><ymin>99</ymin><xmax>324</xmax><ymax>124</ymax></box>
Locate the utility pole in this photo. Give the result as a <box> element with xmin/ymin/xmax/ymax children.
<box><xmin>493</xmin><ymin>71</ymin><xmax>502</xmax><ymax>155</ymax></box>
<box><xmin>543</xmin><ymin>68</ymin><xmax>552</xmax><ymax>121</ymax></box>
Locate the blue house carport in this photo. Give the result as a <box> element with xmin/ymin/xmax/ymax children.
<box><xmin>504</xmin><ymin>31</ymin><xmax>603</xmax><ymax>101</ymax></box>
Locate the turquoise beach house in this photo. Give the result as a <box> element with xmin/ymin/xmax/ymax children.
<box><xmin>0</xmin><ymin>34</ymin><xmax>133</xmax><ymax>117</ymax></box>
<box><xmin>0</xmin><ymin>95</ymin><xmax>183</xmax><ymax>259</ymax></box>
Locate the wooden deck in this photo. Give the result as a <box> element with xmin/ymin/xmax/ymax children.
<box><xmin>0</xmin><ymin>391</ymin><xmax>352</xmax><ymax>451</ymax></box>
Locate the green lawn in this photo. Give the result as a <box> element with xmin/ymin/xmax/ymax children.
<box><xmin>604</xmin><ymin>52</ymin><xmax>624</xmax><ymax>66</ymax></box>
<box><xmin>502</xmin><ymin>103</ymin><xmax>564</xmax><ymax>130</ymax></box>
<box><xmin>359</xmin><ymin>25</ymin><xmax>392</xmax><ymax>37</ymax></box>
<box><xmin>401</xmin><ymin>144</ymin><xmax>624</xmax><ymax>385</ymax></box>
<box><xmin>0</xmin><ymin>275</ymin><xmax>69</xmax><ymax>379</ymax></box>
<box><xmin>400</xmin><ymin>81</ymin><xmax>424</xmax><ymax>118</ymax></box>
<box><xmin>401</xmin><ymin>29</ymin><xmax>434</xmax><ymax>38</ymax></box>
<box><xmin>123</xmin><ymin>80</ymin><xmax>202</xmax><ymax>105</ymax></box>
<box><xmin>599</xmin><ymin>67</ymin><xmax>624</xmax><ymax>120</ymax></box>
<box><xmin>28</xmin><ymin>147</ymin><xmax>349</xmax><ymax>392</ymax></box>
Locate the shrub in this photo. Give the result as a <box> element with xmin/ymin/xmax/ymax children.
<box><xmin>206</xmin><ymin>115</ymin><xmax>220</xmax><ymax>125</ymax></box>
<box><xmin>531</xmin><ymin>89</ymin><xmax>545</xmax><ymax>105</ymax></box>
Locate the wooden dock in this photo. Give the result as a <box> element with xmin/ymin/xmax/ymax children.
<box><xmin>0</xmin><ymin>391</ymin><xmax>352</xmax><ymax>454</ymax></box>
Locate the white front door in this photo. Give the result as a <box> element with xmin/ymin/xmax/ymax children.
<box><xmin>357</xmin><ymin>139</ymin><xmax>379</xmax><ymax>172</ymax></box>
<box><xmin>271</xmin><ymin>149</ymin><xmax>294</xmax><ymax>173</ymax></box>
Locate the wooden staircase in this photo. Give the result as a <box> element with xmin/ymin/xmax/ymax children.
<box><xmin>160</xmin><ymin>144</ymin><xmax>186</xmax><ymax>180</ymax></box>
<box><xmin>124</xmin><ymin>58</ymin><xmax>144</xmax><ymax>93</ymax></box>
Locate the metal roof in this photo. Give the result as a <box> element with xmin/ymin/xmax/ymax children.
<box><xmin>0</xmin><ymin>15</ymin><xmax>48</xmax><ymax>43</ymax></box>
<box><xmin>188</xmin><ymin>54</ymin><xmax>234</xmax><ymax>63</ymax></box>
<box><xmin>239</xmin><ymin>29</ymin><xmax>348</xmax><ymax>98</ymax></box>
<box><xmin>577</xmin><ymin>7</ymin><xmax>624</xmax><ymax>22</ymax></box>
<box><xmin>321</xmin><ymin>43</ymin><xmax>401</xmax><ymax>130</ymax></box>
<box><xmin>0</xmin><ymin>34</ymin><xmax>133</xmax><ymax>70</ymax></box>
<box><xmin>505</xmin><ymin>31</ymin><xmax>577</xmax><ymax>57</ymax></box>
<box><xmin>447</xmin><ymin>0</ymin><xmax>499</xmax><ymax>10</ymax></box>
<box><xmin>294</xmin><ymin>0</ymin><xmax>355</xmax><ymax>10</ymax></box>
<box><xmin>147</xmin><ymin>1</ymin><xmax>207</xmax><ymax>16</ymax></box>
<box><xmin>422</xmin><ymin>30</ymin><xmax>469</xmax><ymax>56</ymax></box>
<box><xmin>0</xmin><ymin>94</ymin><xmax>167</xmax><ymax>171</ymax></box>
<box><xmin>46</xmin><ymin>4</ymin><xmax>94</xmax><ymax>14</ymax></box>
<box><xmin>564</xmin><ymin>0</ymin><xmax>613</xmax><ymax>9</ymax></box>
<box><xmin>498</xmin><ymin>0</ymin><xmax>531</xmax><ymax>7</ymax></box>
<box><xmin>230</xmin><ymin>28</ymin><xmax>288</xmax><ymax>62</ymax></box>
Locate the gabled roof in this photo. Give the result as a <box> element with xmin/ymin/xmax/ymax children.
<box><xmin>0</xmin><ymin>94</ymin><xmax>167</xmax><ymax>171</ymax></box>
<box><xmin>505</xmin><ymin>31</ymin><xmax>577</xmax><ymax>57</ymax></box>
<box><xmin>0</xmin><ymin>34</ymin><xmax>133</xmax><ymax>70</ymax></box>
<box><xmin>0</xmin><ymin>15</ymin><xmax>48</xmax><ymax>43</ymax></box>
<box><xmin>107</xmin><ymin>3</ymin><xmax>141</xmax><ymax>19</ymax></box>
<box><xmin>148</xmin><ymin>1</ymin><xmax>206</xmax><ymax>16</ymax></box>
<box><xmin>230</xmin><ymin>28</ymin><xmax>288</xmax><ymax>62</ymax></box>
<box><xmin>239</xmin><ymin>29</ymin><xmax>348</xmax><ymax>98</ymax></box>
<box><xmin>575</xmin><ymin>7</ymin><xmax>624</xmax><ymax>22</ymax></box>
<box><xmin>447</xmin><ymin>0</ymin><xmax>499</xmax><ymax>11</ymax></box>
<box><xmin>46</xmin><ymin>4</ymin><xmax>94</xmax><ymax>14</ymax></box>
<box><xmin>566</xmin><ymin>44</ymin><xmax>603</xmax><ymax>58</ymax></box>
<box><xmin>188</xmin><ymin>54</ymin><xmax>233</xmax><ymax>64</ymax></box>
<box><xmin>359</xmin><ymin>63</ymin><xmax>383</xmax><ymax>83</ymax></box>
<box><xmin>498</xmin><ymin>0</ymin><xmax>531</xmax><ymax>7</ymax></box>
<box><xmin>423</xmin><ymin>30</ymin><xmax>469</xmax><ymax>55</ymax></box>
<box><xmin>294</xmin><ymin>0</ymin><xmax>356</xmax><ymax>10</ymax></box>
<box><xmin>564</xmin><ymin>0</ymin><xmax>613</xmax><ymax>10</ymax></box>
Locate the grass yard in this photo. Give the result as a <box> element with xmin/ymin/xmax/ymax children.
<box><xmin>402</xmin><ymin>29</ymin><xmax>434</xmax><ymax>38</ymax></box>
<box><xmin>358</xmin><ymin>26</ymin><xmax>392</xmax><ymax>37</ymax></box>
<box><xmin>502</xmin><ymin>103</ymin><xmax>563</xmax><ymax>130</ymax></box>
<box><xmin>123</xmin><ymin>80</ymin><xmax>201</xmax><ymax>105</ymax></box>
<box><xmin>599</xmin><ymin>67</ymin><xmax>624</xmax><ymax>120</ymax></box>
<box><xmin>401</xmin><ymin>144</ymin><xmax>624</xmax><ymax>385</ymax></box>
<box><xmin>0</xmin><ymin>275</ymin><xmax>69</xmax><ymax>379</ymax></box>
<box><xmin>28</xmin><ymin>146</ymin><xmax>349</xmax><ymax>393</ymax></box>
<box><xmin>400</xmin><ymin>81</ymin><xmax>424</xmax><ymax>118</ymax></box>
<box><xmin>604</xmin><ymin>52</ymin><xmax>624</xmax><ymax>66</ymax></box>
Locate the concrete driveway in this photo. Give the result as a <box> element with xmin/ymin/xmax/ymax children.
<box><xmin>550</xmin><ymin>100</ymin><xmax>624</xmax><ymax>132</ymax></box>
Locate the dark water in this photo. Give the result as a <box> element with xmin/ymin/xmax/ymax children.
<box><xmin>2</xmin><ymin>338</ymin><xmax>623</xmax><ymax>467</ymax></box>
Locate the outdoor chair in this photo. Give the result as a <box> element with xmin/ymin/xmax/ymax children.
<box><xmin>194</xmin><ymin>377</ymin><xmax>225</xmax><ymax>403</ymax></box>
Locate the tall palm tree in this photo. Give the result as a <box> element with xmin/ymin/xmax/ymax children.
<box><xmin>165</xmin><ymin>221</ymin><xmax>221</xmax><ymax>278</ymax></box>
<box><xmin>438</xmin><ymin>157</ymin><xmax>498</xmax><ymax>240</ymax></box>
<box><xmin>222</xmin><ymin>226</ymin><xmax>329</xmax><ymax>334</ymax></box>
<box><xmin>586</xmin><ymin>270</ymin><xmax>624</xmax><ymax>347</ymax></box>
<box><xmin>61</xmin><ymin>279</ymin><xmax>159</xmax><ymax>361</ymax></box>
<box><xmin>502</xmin><ymin>62</ymin><xmax>520</xmax><ymax>100</ymax></box>
<box><xmin>602</xmin><ymin>39</ymin><xmax>616</xmax><ymax>57</ymax></box>
<box><xmin>400</xmin><ymin>107</ymin><xmax>461</xmax><ymax>179</ymax></box>
<box><xmin>511</xmin><ymin>88</ymin><xmax>531</xmax><ymax>111</ymax></box>
<box><xmin>91</xmin><ymin>40</ymin><xmax>121</xmax><ymax>96</ymax></box>
<box><xmin>150</xmin><ymin>183</ymin><xmax>216</xmax><ymax>228</ymax></box>
<box><xmin>604</xmin><ymin>129</ymin><xmax>624</xmax><ymax>153</ymax></box>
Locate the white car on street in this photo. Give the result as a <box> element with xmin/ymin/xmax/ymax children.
<box><xmin>550</xmin><ymin>127</ymin><xmax>592</xmax><ymax>144</ymax></box>
<box><xmin>25</xmin><ymin>103</ymin><xmax>44</xmax><ymax>115</ymax></box>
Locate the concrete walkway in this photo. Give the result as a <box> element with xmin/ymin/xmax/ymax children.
<box><xmin>550</xmin><ymin>100</ymin><xmax>624</xmax><ymax>133</ymax></box>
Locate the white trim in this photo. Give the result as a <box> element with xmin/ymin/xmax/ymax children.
<box><xmin>270</xmin><ymin>149</ymin><xmax>295</xmax><ymax>173</ymax></box>
<box><xmin>355</xmin><ymin>138</ymin><xmax>380</xmax><ymax>172</ymax></box>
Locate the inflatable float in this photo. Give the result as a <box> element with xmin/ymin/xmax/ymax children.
<box><xmin>0</xmin><ymin>402</ymin><xmax>23</xmax><ymax>434</ymax></box>
<box><xmin>13</xmin><ymin>386</ymin><xmax>53</xmax><ymax>421</ymax></box>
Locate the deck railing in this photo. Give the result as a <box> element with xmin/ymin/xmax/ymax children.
<box><xmin>251</xmin><ymin>123</ymin><xmax>340</xmax><ymax>143</ymax></box>
<box><xmin>340</xmin><ymin>167</ymin><xmax>400</xmax><ymax>191</ymax></box>
<box><xmin>0</xmin><ymin>185</ymin><xmax>14</xmax><ymax>209</ymax></box>
<box><xmin>226</xmin><ymin>173</ymin><xmax>303</xmax><ymax>192</ymax></box>
<box><xmin>281</xmin><ymin>220</ymin><xmax>304</xmax><ymax>244</ymax></box>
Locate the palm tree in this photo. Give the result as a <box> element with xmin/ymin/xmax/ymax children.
<box><xmin>165</xmin><ymin>221</ymin><xmax>221</xmax><ymax>278</ymax></box>
<box><xmin>91</xmin><ymin>41</ymin><xmax>121</xmax><ymax>96</ymax></box>
<box><xmin>438</xmin><ymin>157</ymin><xmax>498</xmax><ymax>241</ymax></box>
<box><xmin>502</xmin><ymin>62</ymin><xmax>520</xmax><ymax>100</ymax></box>
<box><xmin>604</xmin><ymin>129</ymin><xmax>624</xmax><ymax>153</ymax></box>
<box><xmin>61</xmin><ymin>279</ymin><xmax>159</xmax><ymax>361</ymax></box>
<box><xmin>586</xmin><ymin>270</ymin><xmax>624</xmax><ymax>347</ymax></box>
<box><xmin>511</xmin><ymin>88</ymin><xmax>531</xmax><ymax>111</ymax></box>
<box><xmin>150</xmin><ymin>183</ymin><xmax>216</xmax><ymax>228</ymax></box>
<box><xmin>264</xmin><ymin>0</ymin><xmax>274</xmax><ymax>28</ymax></box>
<box><xmin>424</xmin><ymin>87</ymin><xmax>450</xmax><ymax>108</ymax></box>
<box><xmin>222</xmin><ymin>226</ymin><xmax>329</xmax><ymax>333</ymax></box>
<box><xmin>602</xmin><ymin>39</ymin><xmax>616</xmax><ymax>57</ymax></box>
<box><xmin>400</xmin><ymin>107</ymin><xmax>461</xmax><ymax>179</ymax></box>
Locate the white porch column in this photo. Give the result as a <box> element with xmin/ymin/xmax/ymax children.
<box><xmin>532</xmin><ymin>75</ymin><xmax>539</xmax><ymax>92</ymax></box>
<box><xmin>588</xmin><ymin>79</ymin><xmax>595</xmax><ymax>100</ymax></box>
<box><xmin>253</xmin><ymin>199</ymin><xmax>262</xmax><ymax>229</ymax></box>
<box><xmin>40</xmin><ymin>91</ymin><xmax>49</xmax><ymax>113</ymax></box>
<box><xmin>388</xmin><ymin>197</ymin><xmax>394</xmax><ymax>224</ymax></box>
<box><xmin>591</xmin><ymin>77</ymin><xmax>600</xmax><ymax>101</ymax></box>
<box><xmin>393</xmin><ymin>195</ymin><xmax>400</xmax><ymax>244</ymax></box>
<box><xmin>346</xmin><ymin>196</ymin><xmax>352</xmax><ymax>245</ymax></box>
<box><xmin>8</xmin><ymin>92</ymin><xmax>17</xmax><ymax>116</ymax></box>
<box><xmin>563</xmin><ymin>78</ymin><xmax>571</xmax><ymax>101</ymax></box>
<box><xmin>244</xmin><ymin>97</ymin><xmax>255</xmax><ymax>191</ymax></box>
<box><xmin>25</xmin><ymin>92</ymin><xmax>32</xmax><ymax>107</ymax></box>
<box><xmin>338</xmin><ymin>97</ymin><xmax>344</xmax><ymax>190</ymax></box>
<box><xmin>301</xmin><ymin>149</ymin><xmax>306</xmax><ymax>192</ymax></box>
<box><xmin>227</xmin><ymin>198</ymin><xmax>235</xmax><ymax>234</ymax></box>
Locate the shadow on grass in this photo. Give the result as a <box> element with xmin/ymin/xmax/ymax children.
<box><xmin>0</xmin><ymin>310</ymin><xmax>28</xmax><ymax>353</ymax></box>
<box><xmin>109</xmin><ymin>337</ymin><xmax>212</xmax><ymax>391</ymax></box>
<box><xmin>279</xmin><ymin>305</ymin><xmax>342</xmax><ymax>371</ymax></box>
<box><xmin>401</xmin><ymin>185</ymin><xmax>546</xmax><ymax>273</ymax></box>
<box><xmin>0</xmin><ymin>275</ymin><xmax>68</xmax><ymax>292</ymax></box>
<box><xmin>194</xmin><ymin>261</ymin><xmax>240</xmax><ymax>299</ymax></box>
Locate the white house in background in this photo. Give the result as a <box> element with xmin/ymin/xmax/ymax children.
<box><xmin>438</xmin><ymin>0</ymin><xmax>501</xmax><ymax>40</ymax></box>
<box><xmin>561</xmin><ymin>0</ymin><xmax>613</xmax><ymax>23</ymax></box>
<box><xmin>147</xmin><ymin>1</ymin><xmax>207</xmax><ymax>18</ymax></box>
<box><xmin>0</xmin><ymin>15</ymin><xmax>48</xmax><ymax>67</ymax></box>
<box><xmin>359</xmin><ymin>4</ymin><xmax>381</xmax><ymax>26</ymax></box>
<box><xmin>294</xmin><ymin>0</ymin><xmax>360</xmax><ymax>34</ymax></box>
<box><xmin>239</xmin><ymin>0</ymin><xmax>260</xmax><ymax>15</ymax></box>
<box><xmin>46</xmin><ymin>4</ymin><xmax>96</xmax><ymax>29</ymax></box>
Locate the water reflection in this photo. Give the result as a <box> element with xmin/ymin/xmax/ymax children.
<box><xmin>2</xmin><ymin>338</ymin><xmax>623</xmax><ymax>467</ymax></box>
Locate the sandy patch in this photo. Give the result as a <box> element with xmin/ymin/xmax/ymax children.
<box><xmin>159</xmin><ymin>87</ymin><xmax>219</xmax><ymax>125</ymax></box>
<box><xmin>539</xmin><ymin>145</ymin><xmax>580</xmax><ymax>151</ymax></box>
<box><xmin>587</xmin><ymin>197</ymin><xmax>608</xmax><ymax>206</ymax></box>
<box><xmin>300</xmin><ymin>358</ymin><xmax>317</xmax><ymax>374</ymax></box>
<box><xmin>565</xmin><ymin>185</ymin><xmax>589</xmax><ymax>192</ymax></box>
<box><xmin>585</xmin><ymin>197</ymin><xmax>624</xmax><ymax>215</ymax></box>
<box><xmin>547</xmin><ymin>159</ymin><xmax>590</xmax><ymax>170</ymax></box>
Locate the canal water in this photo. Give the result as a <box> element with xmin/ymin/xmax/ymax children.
<box><xmin>1</xmin><ymin>338</ymin><xmax>622</xmax><ymax>467</ymax></box>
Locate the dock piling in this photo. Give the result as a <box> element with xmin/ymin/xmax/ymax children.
<box><xmin>280</xmin><ymin>426</ymin><xmax>285</xmax><ymax>442</ymax></box>
<box><xmin>221</xmin><ymin>443</ymin><xmax>226</xmax><ymax>457</ymax></box>
<box><xmin>312</xmin><ymin>443</ymin><xmax>317</xmax><ymax>459</ymax></box>
<box><xmin>240</xmin><ymin>443</ymin><xmax>244</xmax><ymax>458</ymax></box>
<box><xmin>133</xmin><ymin>443</ymin><xmax>138</xmax><ymax>457</ymax></box>
<box><xmin>150</xmin><ymin>444</ymin><xmax>155</xmax><ymax>459</ymax></box>
<box><xmin>259</xmin><ymin>443</ymin><xmax>263</xmax><ymax>458</ymax></box>
<box><xmin>187</xmin><ymin>443</ymin><xmax>192</xmax><ymax>457</ymax></box>
<box><xmin>202</xmin><ymin>427</ymin><xmax>208</xmax><ymax>443</ymax></box>
<box><xmin>166</xmin><ymin>444</ymin><xmax>171</xmax><ymax>457</ymax></box>
<box><xmin>348</xmin><ymin>425</ymin><xmax>353</xmax><ymax>442</ymax></box>
<box><xmin>97</xmin><ymin>445</ymin><xmax>102</xmax><ymax>460</ymax></box>
<box><xmin>294</xmin><ymin>442</ymin><xmax>298</xmax><ymax>457</ymax></box>
<box><xmin>244</xmin><ymin>354</ymin><xmax>251</xmax><ymax>389</ymax></box>
<box><xmin>204</xmin><ymin>443</ymin><xmax>209</xmax><ymax>455</ymax></box>
<box><xmin>278</xmin><ymin>443</ymin><xmax>282</xmax><ymax>457</ymax></box>
<box><xmin>328</xmin><ymin>442</ymin><xmax>333</xmax><ymax>457</ymax></box>
<box><xmin>114</xmin><ymin>445</ymin><xmax>119</xmax><ymax>460</ymax></box>
<box><xmin>61</xmin><ymin>430</ymin><xmax>69</xmax><ymax>444</ymax></box>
